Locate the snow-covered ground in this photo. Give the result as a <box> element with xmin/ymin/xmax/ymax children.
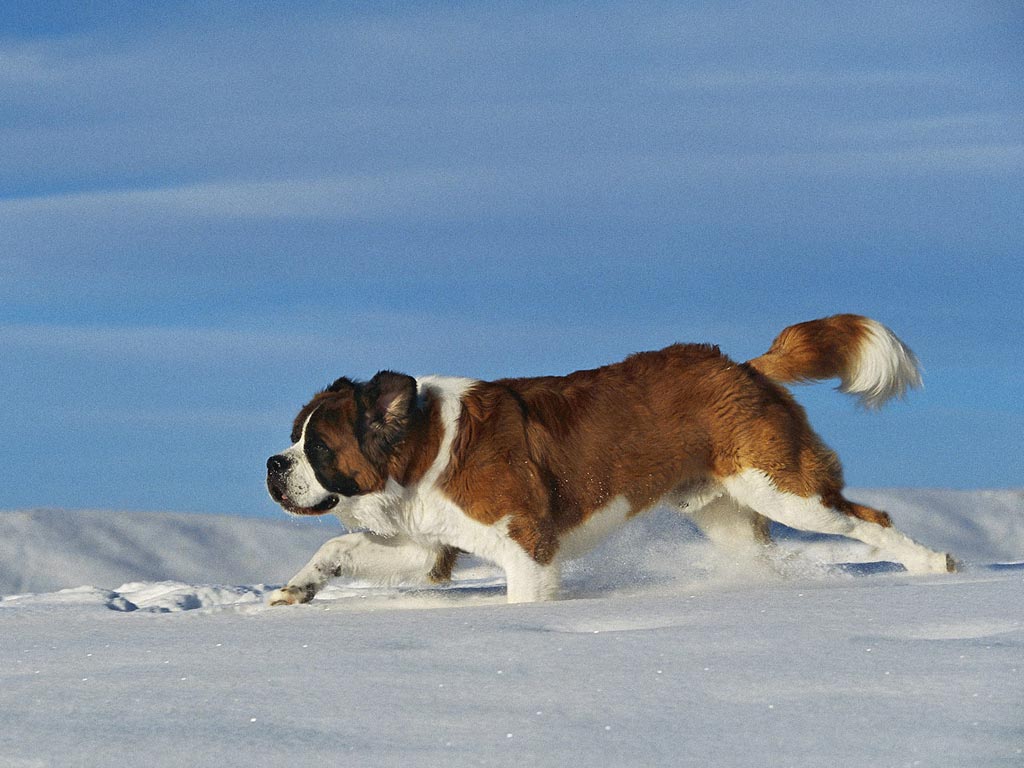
<box><xmin>2</xmin><ymin>490</ymin><xmax>1022</xmax><ymax>767</ymax></box>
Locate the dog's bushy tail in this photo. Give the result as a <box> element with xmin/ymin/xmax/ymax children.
<box><xmin>747</xmin><ymin>314</ymin><xmax>922</xmax><ymax>409</ymax></box>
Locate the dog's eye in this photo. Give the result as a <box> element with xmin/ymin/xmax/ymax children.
<box><xmin>307</xmin><ymin>439</ymin><xmax>332</xmax><ymax>461</ymax></box>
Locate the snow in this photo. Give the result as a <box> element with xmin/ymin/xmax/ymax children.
<box><xmin>2</xmin><ymin>490</ymin><xmax>1023</xmax><ymax>767</ymax></box>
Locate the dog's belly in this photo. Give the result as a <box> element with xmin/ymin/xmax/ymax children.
<box><xmin>663</xmin><ymin>479</ymin><xmax>725</xmax><ymax>516</ymax></box>
<box><xmin>556</xmin><ymin>481</ymin><xmax>726</xmax><ymax>561</ymax></box>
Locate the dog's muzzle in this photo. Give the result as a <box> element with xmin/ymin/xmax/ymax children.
<box><xmin>266</xmin><ymin>454</ymin><xmax>292</xmax><ymax>501</ymax></box>
<box><xmin>266</xmin><ymin>454</ymin><xmax>340</xmax><ymax>514</ymax></box>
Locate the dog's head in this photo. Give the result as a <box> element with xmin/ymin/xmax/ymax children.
<box><xmin>266</xmin><ymin>371</ymin><xmax>418</xmax><ymax>516</ymax></box>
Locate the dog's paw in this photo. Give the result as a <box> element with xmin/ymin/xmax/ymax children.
<box><xmin>268</xmin><ymin>585</ymin><xmax>312</xmax><ymax>607</ymax></box>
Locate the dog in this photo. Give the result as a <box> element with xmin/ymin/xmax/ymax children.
<box><xmin>266</xmin><ymin>314</ymin><xmax>954</xmax><ymax>605</ymax></box>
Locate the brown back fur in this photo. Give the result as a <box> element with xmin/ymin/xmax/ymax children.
<box><xmin>440</xmin><ymin>342</ymin><xmax>856</xmax><ymax>561</ymax></box>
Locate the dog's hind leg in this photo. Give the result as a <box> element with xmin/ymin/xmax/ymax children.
<box><xmin>269</xmin><ymin>533</ymin><xmax>444</xmax><ymax>606</ymax></box>
<box><xmin>722</xmin><ymin>470</ymin><xmax>954</xmax><ymax>574</ymax></box>
<box><xmin>845</xmin><ymin>502</ymin><xmax>893</xmax><ymax>527</ymax></box>
<box><xmin>682</xmin><ymin>494</ymin><xmax>772</xmax><ymax>549</ymax></box>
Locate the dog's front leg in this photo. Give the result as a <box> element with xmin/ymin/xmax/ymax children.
<box><xmin>500</xmin><ymin>546</ymin><xmax>561</xmax><ymax>603</ymax></box>
<box><xmin>268</xmin><ymin>532</ymin><xmax>441</xmax><ymax>606</ymax></box>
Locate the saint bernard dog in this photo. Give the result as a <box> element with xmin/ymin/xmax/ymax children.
<box><xmin>266</xmin><ymin>314</ymin><xmax>954</xmax><ymax>606</ymax></box>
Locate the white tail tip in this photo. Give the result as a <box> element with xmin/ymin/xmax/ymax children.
<box><xmin>842</xmin><ymin>319</ymin><xmax>923</xmax><ymax>409</ymax></box>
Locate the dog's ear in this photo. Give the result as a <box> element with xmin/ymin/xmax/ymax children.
<box><xmin>326</xmin><ymin>376</ymin><xmax>356</xmax><ymax>394</ymax></box>
<box><xmin>359</xmin><ymin>371</ymin><xmax>417</xmax><ymax>464</ymax></box>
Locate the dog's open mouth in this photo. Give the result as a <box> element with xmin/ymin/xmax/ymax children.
<box><xmin>309</xmin><ymin>495</ymin><xmax>340</xmax><ymax>512</ymax></box>
<box><xmin>269</xmin><ymin>485</ymin><xmax>340</xmax><ymax>515</ymax></box>
<box><xmin>284</xmin><ymin>494</ymin><xmax>340</xmax><ymax>515</ymax></box>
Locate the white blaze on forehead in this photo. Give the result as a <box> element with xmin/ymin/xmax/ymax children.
<box><xmin>296</xmin><ymin>404</ymin><xmax>321</xmax><ymax>447</ymax></box>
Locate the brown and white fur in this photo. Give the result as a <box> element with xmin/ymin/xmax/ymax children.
<box><xmin>265</xmin><ymin>314</ymin><xmax>954</xmax><ymax>606</ymax></box>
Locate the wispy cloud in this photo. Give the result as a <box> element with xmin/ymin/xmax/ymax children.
<box><xmin>0</xmin><ymin>313</ymin><xmax>744</xmax><ymax>381</ymax></box>
<box><xmin>0</xmin><ymin>170</ymin><xmax>512</xmax><ymax>222</ymax></box>
<box><xmin>834</xmin><ymin>112</ymin><xmax>1024</xmax><ymax>144</ymax></box>
<box><xmin>2</xmin><ymin>136</ymin><xmax>1021</xmax><ymax>227</ymax></box>
<box><xmin>0</xmin><ymin>323</ymin><xmax>291</xmax><ymax>362</ymax></box>
<box><xmin>4</xmin><ymin>3</ymin><xmax>1018</xmax><ymax>197</ymax></box>
<box><xmin>710</xmin><ymin>144</ymin><xmax>1024</xmax><ymax>177</ymax></box>
<box><xmin>57</xmin><ymin>404</ymin><xmax>286</xmax><ymax>431</ymax></box>
<box><xmin>651</xmin><ymin>68</ymin><xmax>963</xmax><ymax>92</ymax></box>
<box><xmin>0</xmin><ymin>47</ymin><xmax>66</xmax><ymax>85</ymax></box>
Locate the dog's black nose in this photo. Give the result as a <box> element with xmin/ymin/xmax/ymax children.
<box><xmin>267</xmin><ymin>454</ymin><xmax>292</xmax><ymax>476</ymax></box>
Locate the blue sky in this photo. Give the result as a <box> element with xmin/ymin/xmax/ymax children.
<box><xmin>2</xmin><ymin>1</ymin><xmax>1022</xmax><ymax>517</ymax></box>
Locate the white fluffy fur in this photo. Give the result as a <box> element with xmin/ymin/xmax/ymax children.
<box><xmin>723</xmin><ymin>470</ymin><xmax>949</xmax><ymax>573</ymax></box>
<box><xmin>841</xmin><ymin>318</ymin><xmax>923</xmax><ymax>409</ymax></box>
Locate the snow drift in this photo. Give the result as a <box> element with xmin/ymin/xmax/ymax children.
<box><xmin>1</xmin><ymin>490</ymin><xmax>1022</xmax><ymax>768</ymax></box>
<box><xmin>1</xmin><ymin>489</ymin><xmax>1021</xmax><ymax>598</ymax></box>
<box><xmin>0</xmin><ymin>508</ymin><xmax>336</xmax><ymax>596</ymax></box>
